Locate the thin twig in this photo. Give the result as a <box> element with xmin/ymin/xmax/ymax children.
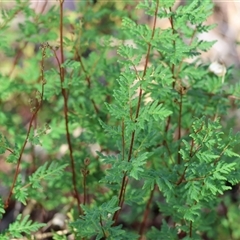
<box><xmin>75</xmin><ymin>51</ymin><xmax>99</xmax><ymax>114</ymax></box>
<box><xmin>189</xmin><ymin>221</ymin><xmax>193</xmax><ymax>237</ymax></box>
<box><xmin>58</xmin><ymin>0</ymin><xmax>82</xmax><ymax>215</ymax></box>
<box><xmin>177</xmin><ymin>92</ymin><xmax>183</xmax><ymax>164</ymax></box>
<box><xmin>138</xmin><ymin>184</ymin><xmax>156</xmax><ymax>238</ymax></box>
<box><xmin>4</xmin><ymin>44</ymin><xmax>47</xmax><ymax>209</ymax></box>
<box><xmin>113</xmin><ymin>0</ymin><xmax>160</xmax><ymax>225</ymax></box>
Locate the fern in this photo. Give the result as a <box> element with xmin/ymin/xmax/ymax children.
<box><xmin>0</xmin><ymin>0</ymin><xmax>240</xmax><ymax>239</ymax></box>
<box><xmin>28</xmin><ymin>161</ymin><xmax>68</xmax><ymax>189</ymax></box>
<box><xmin>13</xmin><ymin>162</ymin><xmax>68</xmax><ymax>205</ymax></box>
<box><xmin>0</xmin><ymin>214</ymin><xmax>45</xmax><ymax>239</ymax></box>
<box><xmin>70</xmin><ymin>197</ymin><xmax>133</xmax><ymax>240</ymax></box>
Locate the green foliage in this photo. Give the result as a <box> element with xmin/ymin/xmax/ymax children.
<box><xmin>147</xmin><ymin>220</ymin><xmax>178</xmax><ymax>240</ymax></box>
<box><xmin>0</xmin><ymin>0</ymin><xmax>240</xmax><ymax>239</ymax></box>
<box><xmin>0</xmin><ymin>214</ymin><xmax>45</xmax><ymax>239</ymax></box>
<box><xmin>70</xmin><ymin>196</ymin><xmax>137</xmax><ymax>240</ymax></box>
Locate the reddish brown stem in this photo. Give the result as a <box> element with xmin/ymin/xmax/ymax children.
<box><xmin>58</xmin><ymin>0</ymin><xmax>82</xmax><ymax>215</ymax></box>
<box><xmin>75</xmin><ymin>51</ymin><xmax>99</xmax><ymax>114</ymax></box>
<box><xmin>165</xmin><ymin>115</ymin><xmax>171</xmax><ymax>133</ymax></box>
<box><xmin>167</xmin><ymin>7</ymin><xmax>177</xmax><ymax>89</ymax></box>
<box><xmin>4</xmin><ymin>45</ymin><xmax>47</xmax><ymax>209</ymax></box>
<box><xmin>177</xmin><ymin>92</ymin><xmax>183</xmax><ymax>164</ymax></box>
<box><xmin>113</xmin><ymin>176</ymin><xmax>128</xmax><ymax>225</ymax></box>
<box><xmin>8</xmin><ymin>42</ymin><xmax>27</xmax><ymax>77</ymax></box>
<box><xmin>138</xmin><ymin>185</ymin><xmax>156</xmax><ymax>238</ymax></box>
<box><xmin>189</xmin><ymin>221</ymin><xmax>193</xmax><ymax>237</ymax></box>
<box><xmin>176</xmin><ymin>166</ymin><xmax>188</xmax><ymax>186</ymax></box>
<box><xmin>83</xmin><ymin>170</ymin><xmax>87</xmax><ymax>205</ymax></box>
<box><xmin>100</xmin><ymin>215</ymin><xmax>107</xmax><ymax>238</ymax></box>
<box><xmin>4</xmin><ymin>103</ymin><xmax>42</xmax><ymax>209</ymax></box>
<box><xmin>121</xmin><ymin>119</ymin><xmax>125</xmax><ymax>161</ymax></box>
<box><xmin>113</xmin><ymin>0</ymin><xmax>159</xmax><ymax>225</ymax></box>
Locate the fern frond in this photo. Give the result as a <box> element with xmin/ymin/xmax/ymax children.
<box><xmin>0</xmin><ymin>214</ymin><xmax>45</xmax><ymax>238</ymax></box>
